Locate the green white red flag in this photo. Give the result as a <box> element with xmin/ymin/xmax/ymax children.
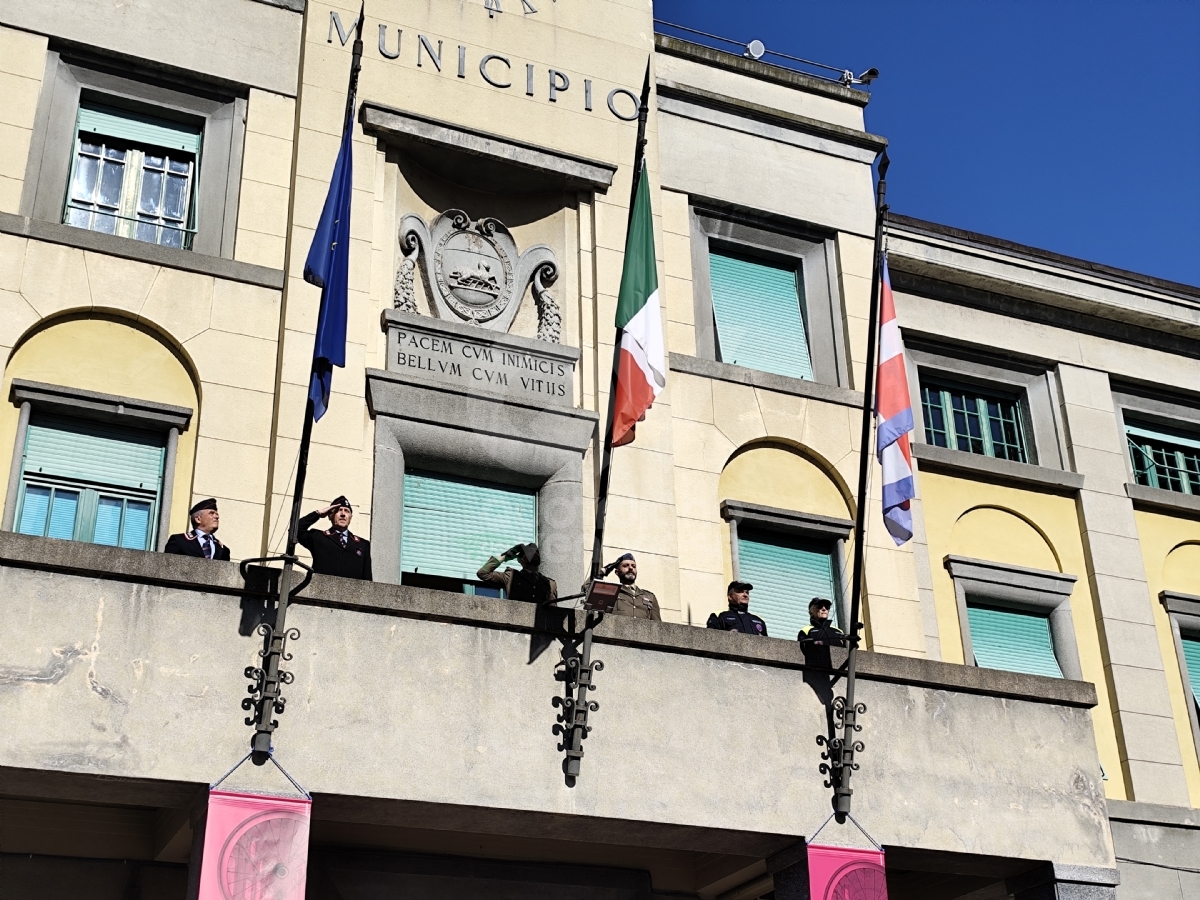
<box><xmin>611</xmin><ymin>160</ymin><xmax>664</xmax><ymax>446</ymax></box>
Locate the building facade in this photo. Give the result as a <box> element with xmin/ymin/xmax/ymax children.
<box><xmin>0</xmin><ymin>0</ymin><xmax>1197</xmax><ymax>897</ymax></box>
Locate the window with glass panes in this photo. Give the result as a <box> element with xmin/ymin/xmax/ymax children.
<box><xmin>920</xmin><ymin>382</ymin><xmax>1028</xmax><ymax>462</ymax></box>
<box><xmin>14</xmin><ymin>414</ymin><xmax>165</xmax><ymax>551</ymax></box>
<box><xmin>1126</xmin><ymin>421</ymin><xmax>1200</xmax><ymax>495</ymax></box>
<box><xmin>63</xmin><ymin>102</ymin><xmax>201</xmax><ymax>250</ymax></box>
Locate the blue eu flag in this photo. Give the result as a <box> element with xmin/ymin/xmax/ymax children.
<box><xmin>302</xmin><ymin>117</ymin><xmax>354</xmax><ymax>421</ymax></box>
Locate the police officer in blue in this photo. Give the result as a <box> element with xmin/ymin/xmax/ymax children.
<box><xmin>164</xmin><ymin>498</ymin><xmax>230</xmax><ymax>560</ymax></box>
<box><xmin>297</xmin><ymin>496</ymin><xmax>372</xmax><ymax>580</ymax></box>
<box><xmin>706</xmin><ymin>580</ymin><xmax>768</xmax><ymax>636</ymax></box>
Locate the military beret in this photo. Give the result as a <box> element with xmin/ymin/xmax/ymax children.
<box><xmin>615</xmin><ymin>552</ymin><xmax>635</xmax><ymax>564</ymax></box>
<box><xmin>189</xmin><ymin>498</ymin><xmax>218</xmax><ymax>515</ymax></box>
<box><xmin>330</xmin><ymin>496</ymin><xmax>352</xmax><ymax>511</ymax></box>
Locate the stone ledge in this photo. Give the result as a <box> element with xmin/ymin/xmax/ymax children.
<box><xmin>361</xmin><ymin>102</ymin><xmax>616</xmax><ymax>194</ymax></box>
<box><xmin>656</xmin><ymin>80</ymin><xmax>886</xmax><ymax>154</ymax></box>
<box><xmin>1107</xmin><ymin>799</ymin><xmax>1200</xmax><ymax>828</ymax></box>
<box><xmin>0</xmin><ymin>212</ymin><xmax>284</xmax><ymax>290</ymax></box>
<box><xmin>1126</xmin><ymin>482</ymin><xmax>1200</xmax><ymax>519</ymax></box>
<box><xmin>913</xmin><ymin>442</ymin><xmax>1084</xmax><ymax>492</ymax></box>
<box><xmin>0</xmin><ymin>531</ymin><xmax>1097</xmax><ymax>709</ymax></box>
<box><xmin>668</xmin><ymin>353</ymin><xmax>863</xmax><ymax>408</ymax></box>
<box><xmin>10</xmin><ymin>379</ymin><xmax>194</xmax><ymax>430</ymax></box>
<box><xmin>654</xmin><ymin>34</ymin><xmax>871</xmax><ymax>107</ymax></box>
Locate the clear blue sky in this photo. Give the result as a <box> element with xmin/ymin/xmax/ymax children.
<box><xmin>653</xmin><ymin>1</ymin><xmax>1200</xmax><ymax>287</ymax></box>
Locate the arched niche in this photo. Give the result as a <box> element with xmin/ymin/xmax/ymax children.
<box><xmin>1163</xmin><ymin>542</ymin><xmax>1200</xmax><ymax>596</ymax></box>
<box><xmin>1</xmin><ymin>313</ymin><xmax>199</xmax><ymax>542</ymax></box>
<box><xmin>950</xmin><ymin>506</ymin><xmax>1061</xmax><ymax>573</ymax></box>
<box><xmin>718</xmin><ymin>442</ymin><xmax>851</xmax><ymax>520</ymax></box>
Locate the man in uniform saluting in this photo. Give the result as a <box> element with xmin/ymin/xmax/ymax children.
<box><xmin>606</xmin><ymin>553</ymin><xmax>661</xmax><ymax>621</ymax></box>
<box><xmin>164</xmin><ymin>498</ymin><xmax>230</xmax><ymax>560</ymax></box>
<box><xmin>297</xmin><ymin>496</ymin><xmax>372</xmax><ymax>580</ymax></box>
<box><xmin>477</xmin><ymin>542</ymin><xmax>558</xmax><ymax>603</ymax></box>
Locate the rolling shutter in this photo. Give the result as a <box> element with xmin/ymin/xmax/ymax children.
<box><xmin>737</xmin><ymin>528</ymin><xmax>837</xmax><ymax>640</ymax></box>
<box><xmin>401</xmin><ymin>470</ymin><xmax>537</xmax><ymax>581</ymax></box>
<box><xmin>77</xmin><ymin>102</ymin><xmax>203</xmax><ymax>155</ymax></box>
<box><xmin>966</xmin><ymin>604</ymin><xmax>1063</xmax><ymax>678</ymax></box>
<box><xmin>23</xmin><ymin>414</ymin><xmax>166</xmax><ymax>492</ymax></box>
<box><xmin>708</xmin><ymin>250</ymin><xmax>813</xmax><ymax>381</ymax></box>
<box><xmin>1182</xmin><ymin>637</ymin><xmax>1200</xmax><ymax>712</ymax></box>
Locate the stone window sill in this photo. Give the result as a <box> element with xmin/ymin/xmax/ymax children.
<box><xmin>1125</xmin><ymin>482</ymin><xmax>1200</xmax><ymax>519</ymax></box>
<box><xmin>0</xmin><ymin>212</ymin><xmax>283</xmax><ymax>290</ymax></box>
<box><xmin>912</xmin><ymin>442</ymin><xmax>1083</xmax><ymax>492</ymax></box>
<box><xmin>668</xmin><ymin>353</ymin><xmax>863</xmax><ymax>408</ymax></box>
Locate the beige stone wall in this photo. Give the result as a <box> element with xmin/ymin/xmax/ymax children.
<box><xmin>234</xmin><ymin>89</ymin><xmax>297</xmax><ymax>270</ymax></box>
<box><xmin>0</xmin><ymin>237</ymin><xmax>282</xmax><ymax>555</ymax></box>
<box><xmin>0</xmin><ymin>25</ymin><xmax>47</xmax><ymax>213</ymax></box>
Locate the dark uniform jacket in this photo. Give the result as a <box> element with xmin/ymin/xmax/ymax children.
<box><xmin>297</xmin><ymin>512</ymin><xmax>372</xmax><ymax>580</ymax></box>
<box><xmin>164</xmin><ymin>531</ymin><xmax>230</xmax><ymax>561</ymax></box>
<box><xmin>797</xmin><ymin>620</ymin><xmax>846</xmax><ymax>646</ymax></box>
<box><xmin>477</xmin><ymin>556</ymin><xmax>558</xmax><ymax>603</ymax></box>
<box><xmin>612</xmin><ymin>584</ymin><xmax>661</xmax><ymax>621</ymax></box>
<box><xmin>707</xmin><ymin>609</ymin><xmax>768</xmax><ymax>636</ymax></box>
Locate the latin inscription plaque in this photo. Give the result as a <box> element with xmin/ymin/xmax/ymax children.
<box><xmin>383</xmin><ymin>310</ymin><xmax>577</xmax><ymax>407</ymax></box>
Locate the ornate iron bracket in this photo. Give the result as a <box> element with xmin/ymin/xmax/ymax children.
<box><xmin>239</xmin><ymin>556</ymin><xmax>313</xmax><ymax>764</ymax></box>
<box><xmin>553</xmin><ymin>612</ymin><xmax>603</xmax><ymax>786</ymax></box>
<box><xmin>817</xmin><ymin>694</ymin><xmax>867</xmax><ymax>803</ymax></box>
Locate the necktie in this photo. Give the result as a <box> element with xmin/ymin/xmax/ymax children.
<box><xmin>340</xmin><ymin>531</ymin><xmax>348</xmax><ymax>549</ymax></box>
<box><xmin>201</xmin><ymin>534</ymin><xmax>212</xmax><ymax>559</ymax></box>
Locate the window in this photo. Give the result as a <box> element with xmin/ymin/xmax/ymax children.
<box><xmin>64</xmin><ymin>102</ymin><xmax>201</xmax><ymax>250</ymax></box>
<box><xmin>921</xmin><ymin>382</ymin><xmax>1027</xmax><ymax>462</ymax></box>
<box><xmin>965</xmin><ymin>603</ymin><xmax>1063</xmax><ymax>678</ymax></box>
<box><xmin>737</xmin><ymin>528</ymin><xmax>837</xmax><ymax>639</ymax></box>
<box><xmin>707</xmin><ymin>250</ymin><xmax>813</xmax><ymax>380</ymax></box>
<box><xmin>1126</xmin><ymin>420</ymin><xmax>1200</xmax><ymax>495</ymax></box>
<box><xmin>14</xmin><ymin>414</ymin><xmax>166</xmax><ymax>551</ymax></box>
<box><xmin>945</xmin><ymin>556</ymin><xmax>1081</xmax><ymax>681</ymax></box>
<box><xmin>400</xmin><ymin>470</ymin><xmax>537</xmax><ymax>596</ymax></box>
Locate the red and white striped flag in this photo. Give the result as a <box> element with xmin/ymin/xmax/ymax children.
<box><xmin>611</xmin><ymin>159</ymin><xmax>665</xmax><ymax>446</ymax></box>
<box><xmin>876</xmin><ymin>255</ymin><xmax>915</xmax><ymax>544</ymax></box>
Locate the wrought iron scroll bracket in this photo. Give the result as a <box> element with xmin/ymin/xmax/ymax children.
<box><xmin>239</xmin><ymin>555</ymin><xmax>313</xmax><ymax>764</ymax></box>
<box><xmin>554</xmin><ymin>612</ymin><xmax>604</xmax><ymax>786</ymax></box>
<box><xmin>816</xmin><ymin>695</ymin><xmax>867</xmax><ymax>797</ymax></box>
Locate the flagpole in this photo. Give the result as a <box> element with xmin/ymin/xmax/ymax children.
<box><xmin>589</xmin><ymin>61</ymin><xmax>651</xmax><ymax>581</ymax></box>
<box><xmin>832</xmin><ymin>148</ymin><xmax>890</xmax><ymax>814</ymax></box>
<box><xmin>248</xmin><ymin>5</ymin><xmax>365</xmax><ymax>766</ymax></box>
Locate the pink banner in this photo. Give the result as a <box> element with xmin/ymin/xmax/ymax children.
<box><xmin>198</xmin><ymin>789</ymin><xmax>311</xmax><ymax>900</ymax></box>
<box><xmin>807</xmin><ymin>843</ymin><xmax>888</xmax><ymax>900</ymax></box>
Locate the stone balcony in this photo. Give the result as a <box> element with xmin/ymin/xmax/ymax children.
<box><xmin>0</xmin><ymin>532</ymin><xmax>1119</xmax><ymax>897</ymax></box>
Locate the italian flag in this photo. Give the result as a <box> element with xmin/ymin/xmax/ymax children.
<box><xmin>611</xmin><ymin>161</ymin><xmax>665</xmax><ymax>446</ymax></box>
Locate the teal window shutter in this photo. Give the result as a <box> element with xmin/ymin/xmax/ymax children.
<box><xmin>401</xmin><ymin>470</ymin><xmax>537</xmax><ymax>581</ymax></box>
<box><xmin>737</xmin><ymin>528</ymin><xmax>836</xmax><ymax>640</ymax></box>
<box><xmin>708</xmin><ymin>250</ymin><xmax>813</xmax><ymax>381</ymax></box>
<box><xmin>966</xmin><ymin>604</ymin><xmax>1063</xmax><ymax>678</ymax></box>
<box><xmin>77</xmin><ymin>103</ymin><xmax>202</xmax><ymax>154</ymax></box>
<box><xmin>15</xmin><ymin>414</ymin><xmax>165</xmax><ymax>550</ymax></box>
<box><xmin>1182</xmin><ymin>637</ymin><xmax>1200</xmax><ymax>713</ymax></box>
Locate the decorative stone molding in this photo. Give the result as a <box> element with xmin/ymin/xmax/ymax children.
<box><xmin>396</xmin><ymin>210</ymin><xmax>560</xmax><ymax>342</ymax></box>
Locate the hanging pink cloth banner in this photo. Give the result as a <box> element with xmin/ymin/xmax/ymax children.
<box><xmin>198</xmin><ymin>789</ymin><xmax>312</xmax><ymax>900</ymax></box>
<box><xmin>807</xmin><ymin>843</ymin><xmax>888</xmax><ymax>900</ymax></box>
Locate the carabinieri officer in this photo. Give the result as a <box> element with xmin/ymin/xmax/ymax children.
<box><xmin>297</xmin><ymin>496</ymin><xmax>372</xmax><ymax>580</ymax></box>
<box><xmin>164</xmin><ymin>498</ymin><xmax>230</xmax><ymax>560</ymax></box>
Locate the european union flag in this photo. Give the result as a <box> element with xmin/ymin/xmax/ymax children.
<box><xmin>302</xmin><ymin>113</ymin><xmax>354</xmax><ymax>421</ymax></box>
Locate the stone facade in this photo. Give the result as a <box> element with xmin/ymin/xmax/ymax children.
<box><xmin>0</xmin><ymin>0</ymin><xmax>1197</xmax><ymax>897</ymax></box>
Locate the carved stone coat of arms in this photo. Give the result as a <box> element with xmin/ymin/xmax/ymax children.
<box><xmin>395</xmin><ymin>210</ymin><xmax>560</xmax><ymax>342</ymax></box>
